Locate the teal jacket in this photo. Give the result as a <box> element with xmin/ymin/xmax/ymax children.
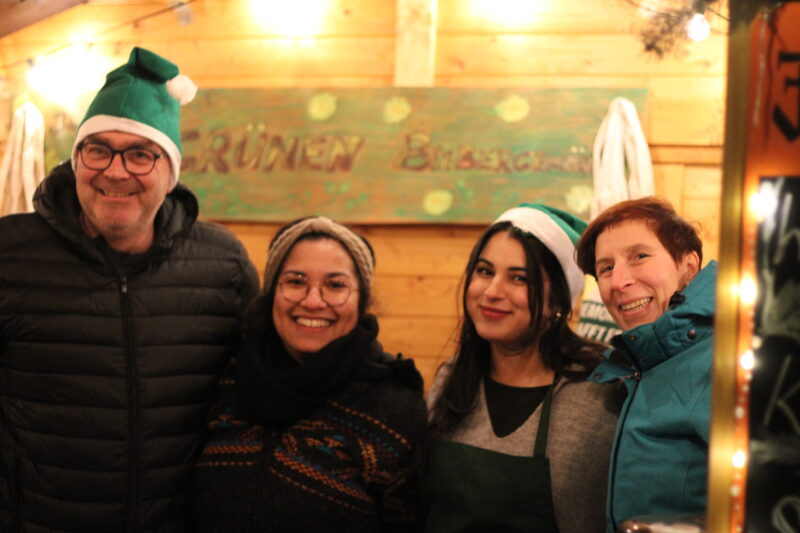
<box><xmin>590</xmin><ymin>261</ymin><xmax>717</xmax><ymax>532</ymax></box>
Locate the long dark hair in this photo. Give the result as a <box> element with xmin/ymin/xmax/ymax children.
<box><xmin>429</xmin><ymin>222</ymin><xmax>605</xmax><ymax>439</ymax></box>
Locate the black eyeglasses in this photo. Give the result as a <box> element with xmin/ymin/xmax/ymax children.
<box><xmin>77</xmin><ymin>141</ymin><xmax>165</xmax><ymax>175</ymax></box>
<box><xmin>278</xmin><ymin>273</ymin><xmax>356</xmax><ymax>307</ymax></box>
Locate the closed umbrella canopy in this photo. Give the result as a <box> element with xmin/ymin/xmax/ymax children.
<box><xmin>0</xmin><ymin>101</ymin><xmax>45</xmax><ymax>216</ymax></box>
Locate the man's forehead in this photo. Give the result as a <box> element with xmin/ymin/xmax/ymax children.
<box><xmin>85</xmin><ymin>131</ymin><xmax>160</xmax><ymax>149</ymax></box>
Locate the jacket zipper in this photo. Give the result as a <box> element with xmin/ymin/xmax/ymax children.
<box><xmin>608</xmin><ymin>368</ymin><xmax>641</xmax><ymax>530</ymax></box>
<box><xmin>118</xmin><ymin>275</ymin><xmax>139</xmax><ymax>532</ymax></box>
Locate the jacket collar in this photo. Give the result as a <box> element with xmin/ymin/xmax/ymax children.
<box><xmin>594</xmin><ymin>261</ymin><xmax>718</xmax><ymax>378</ymax></box>
<box><xmin>33</xmin><ymin>161</ymin><xmax>198</xmax><ymax>266</ymax></box>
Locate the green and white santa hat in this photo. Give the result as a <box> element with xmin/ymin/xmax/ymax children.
<box><xmin>71</xmin><ymin>47</ymin><xmax>197</xmax><ymax>188</ymax></box>
<box><xmin>494</xmin><ymin>203</ymin><xmax>587</xmax><ymax>305</ymax></box>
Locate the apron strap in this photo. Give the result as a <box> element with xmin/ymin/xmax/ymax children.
<box><xmin>532</xmin><ymin>375</ymin><xmax>560</xmax><ymax>458</ymax></box>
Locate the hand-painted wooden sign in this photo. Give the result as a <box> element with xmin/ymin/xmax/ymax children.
<box><xmin>177</xmin><ymin>88</ymin><xmax>646</xmax><ymax>223</ymax></box>
<box><xmin>43</xmin><ymin>87</ymin><xmax>646</xmax><ymax>223</ymax></box>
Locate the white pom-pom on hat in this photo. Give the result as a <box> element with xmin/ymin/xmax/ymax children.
<box><xmin>166</xmin><ymin>74</ymin><xmax>197</xmax><ymax>105</ymax></box>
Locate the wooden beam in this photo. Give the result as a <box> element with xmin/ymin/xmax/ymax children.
<box><xmin>0</xmin><ymin>77</ymin><xmax>9</xmax><ymax>162</ymax></box>
<box><xmin>0</xmin><ymin>0</ymin><xmax>86</xmax><ymax>38</ymax></box>
<box><xmin>650</xmin><ymin>145</ymin><xmax>723</xmax><ymax>166</ymax></box>
<box><xmin>394</xmin><ymin>0</ymin><xmax>437</xmax><ymax>86</ymax></box>
<box><xmin>706</xmin><ymin>0</ymin><xmax>766</xmax><ymax>531</ymax></box>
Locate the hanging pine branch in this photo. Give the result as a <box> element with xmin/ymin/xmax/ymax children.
<box><xmin>627</xmin><ymin>0</ymin><xmax>728</xmax><ymax>57</ymax></box>
<box><xmin>641</xmin><ymin>4</ymin><xmax>697</xmax><ymax>57</ymax></box>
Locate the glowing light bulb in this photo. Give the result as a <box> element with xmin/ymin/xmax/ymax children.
<box><xmin>687</xmin><ymin>13</ymin><xmax>710</xmax><ymax>41</ymax></box>
<box><xmin>732</xmin><ymin>450</ymin><xmax>747</xmax><ymax>469</ymax></box>
<box><xmin>738</xmin><ymin>276</ymin><xmax>757</xmax><ymax>306</ymax></box>
<box><xmin>739</xmin><ymin>351</ymin><xmax>755</xmax><ymax>371</ymax></box>
<box><xmin>26</xmin><ymin>46</ymin><xmax>114</xmax><ymax>115</ymax></box>
<box><xmin>751</xmin><ymin>188</ymin><xmax>779</xmax><ymax>222</ymax></box>
<box><xmin>249</xmin><ymin>0</ymin><xmax>327</xmax><ymax>37</ymax></box>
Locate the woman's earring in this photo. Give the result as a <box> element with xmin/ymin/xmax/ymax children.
<box><xmin>551</xmin><ymin>311</ymin><xmax>563</xmax><ymax>323</ymax></box>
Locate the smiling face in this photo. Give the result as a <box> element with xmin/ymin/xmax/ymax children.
<box><xmin>466</xmin><ymin>231</ymin><xmax>549</xmax><ymax>354</ymax></box>
<box><xmin>594</xmin><ymin>219</ymin><xmax>700</xmax><ymax>331</ymax></box>
<box><xmin>272</xmin><ymin>238</ymin><xmax>360</xmax><ymax>361</ymax></box>
<box><xmin>75</xmin><ymin>131</ymin><xmax>172</xmax><ymax>253</ymax></box>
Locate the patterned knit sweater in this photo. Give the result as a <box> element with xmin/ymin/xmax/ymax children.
<box><xmin>192</xmin><ymin>354</ymin><xmax>427</xmax><ymax>532</ymax></box>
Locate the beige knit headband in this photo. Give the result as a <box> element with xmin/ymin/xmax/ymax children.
<box><xmin>263</xmin><ymin>216</ymin><xmax>374</xmax><ymax>293</ymax></box>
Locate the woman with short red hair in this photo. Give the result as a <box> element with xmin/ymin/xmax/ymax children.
<box><xmin>576</xmin><ymin>196</ymin><xmax>716</xmax><ymax>532</ymax></box>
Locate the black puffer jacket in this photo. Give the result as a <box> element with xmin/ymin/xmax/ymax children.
<box><xmin>0</xmin><ymin>162</ymin><xmax>259</xmax><ymax>532</ymax></box>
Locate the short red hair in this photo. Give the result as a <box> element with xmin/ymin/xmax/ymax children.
<box><xmin>576</xmin><ymin>197</ymin><xmax>703</xmax><ymax>278</ymax></box>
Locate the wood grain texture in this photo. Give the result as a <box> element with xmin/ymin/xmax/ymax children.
<box><xmin>1</xmin><ymin>0</ymin><xmax>394</xmax><ymax>43</ymax></box>
<box><xmin>683</xmin><ymin>197</ymin><xmax>721</xmax><ymax>263</ymax></box>
<box><xmin>437</xmin><ymin>0</ymin><xmax>638</xmax><ymax>34</ymax></box>
<box><xmin>0</xmin><ymin>0</ymin><xmax>727</xmax><ymax>390</ymax></box>
<box><xmin>0</xmin><ymin>0</ymin><xmax>86</xmax><ymax>39</ymax></box>
<box><xmin>653</xmin><ymin>164</ymin><xmax>686</xmax><ymax>212</ymax></box>
<box><xmin>650</xmin><ymin>145</ymin><xmax>723</xmax><ymax>165</ymax></box>
<box><xmin>436</xmin><ymin>35</ymin><xmax>726</xmax><ymax>76</ymax></box>
<box><xmin>395</xmin><ymin>0</ymin><xmax>437</xmax><ymax>86</ymax></box>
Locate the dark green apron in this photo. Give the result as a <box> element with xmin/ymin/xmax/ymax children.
<box><xmin>425</xmin><ymin>380</ymin><xmax>560</xmax><ymax>533</ymax></box>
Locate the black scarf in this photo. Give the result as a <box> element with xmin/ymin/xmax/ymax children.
<box><xmin>235</xmin><ymin>313</ymin><xmax>382</xmax><ymax>427</ymax></box>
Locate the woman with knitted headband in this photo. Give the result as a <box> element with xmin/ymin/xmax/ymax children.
<box><xmin>425</xmin><ymin>204</ymin><xmax>622</xmax><ymax>533</ymax></box>
<box><xmin>192</xmin><ymin>216</ymin><xmax>427</xmax><ymax>532</ymax></box>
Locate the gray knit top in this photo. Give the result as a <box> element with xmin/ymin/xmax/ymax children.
<box><xmin>427</xmin><ymin>362</ymin><xmax>622</xmax><ymax>533</ymax></box>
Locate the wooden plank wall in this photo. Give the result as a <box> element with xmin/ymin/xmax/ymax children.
<box><xmin>0</xmin><ymin>0</ymin><xmax>726</xmax><ymax>388</ymax></box>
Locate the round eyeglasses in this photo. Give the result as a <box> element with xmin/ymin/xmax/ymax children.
<box><xmin>78</xmin><ymin>142</ymin><xmax>165</xmax><ymax>175</ymax></box>
<box><xmin>278</xmin><ymin>273</ymin><xmax>355</xmax><ymax>307</ymax></box>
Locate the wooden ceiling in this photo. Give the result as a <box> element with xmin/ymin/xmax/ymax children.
<box><xmin>0</xmin><ymin>0</ymin><xmax>87</xmax><ymax>38</ymax></box>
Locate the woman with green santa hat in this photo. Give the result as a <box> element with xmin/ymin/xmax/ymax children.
<box><xmin>425</xmin><ymin>203</ymin><xmax>622</xmax><ymax>533</ymax></box>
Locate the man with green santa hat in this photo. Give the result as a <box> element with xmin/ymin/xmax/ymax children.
<box><xmin>0</xmin><ymin>47</ymin><xmax>258</xmax><ymax>531</ymax></box>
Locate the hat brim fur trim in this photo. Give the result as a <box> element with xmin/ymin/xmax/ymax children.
<box><xmin>71</xmin><ymin>115</ymin><xmax>181</xmax><ymax>188</ymax></box>
<box><xmin>494</xmin><ymin>206</ymin><xmax>585</xmax><ymax>305</ymax></box>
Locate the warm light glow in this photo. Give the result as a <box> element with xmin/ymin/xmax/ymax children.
<box><xmin>249</xmin><ymin>0</ymin><xmax>328</xmax><ymax>37</ymax></box>
<box><xmin>27</xmin><ymin>46</ymin><xmax>115</xmax><ymax>115</ymax></box>
<box><xmin>470</xmin><ymin>0</ymin><xmax>549</xmax><ymax>28</ymax></box>
<box><xmin>296</xmin><ymin>37</ymin><xmax>317</xmax><ymax>48</ymax></box>
<box><xmin>66</xmin><ymin>28</ymin><xmax>100</xmax><ymax>46</ymax></box>
<box><xmin>739</xmin><ymin>351</ymin><xmax>755</xmax><ymax>371</ymax></box>
<box><xmin>738</xmin><ymin>276</ymin><xmax>757</xmax><ymax>306</ymax></box>
<box><xmin>686</xmin><ymin>13</ymin><xmax>710</xmax><ymax>41</ymax></box>
<box><xmin>751</xmin><ymin>188</ymin><xmax>779</xmax><ymax>222</ymax></box>
<box><xmin>732</xmin><ymin>450</ymin><xmax>747</xmax><ymax>469</ymax></box>
<box><xmin>635</xmin><ymin>0</ymin><xmax>663</xmax><ymax>19</ymax></box>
